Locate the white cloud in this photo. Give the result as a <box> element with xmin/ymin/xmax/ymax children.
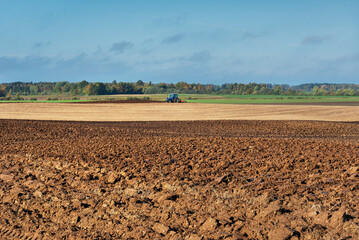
<box><xmin>301</xmin><ymin>35</ymin><xmax>332</xmax><ymax>45</ymax></box>
<box><xmin>110</xmin><ymin>41</ymin><xmax>134</xmax><ymax>54</ymax></box>
<box><xmin>162</xmin><ymin>33</ymin><xmax>185</xmax><ymax>44</ymax></box>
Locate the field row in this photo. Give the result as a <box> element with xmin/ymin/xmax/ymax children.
<box><xmin>1</xmin><ymin>93</ymin><xmax>359</xmax><ymax>104</ymax></box>
<box><xmin>1</xmin><ymin>102</ymin><xmax>359</xmax><ymax>122</ymax></box>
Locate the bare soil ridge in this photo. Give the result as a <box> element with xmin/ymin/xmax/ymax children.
<box><xmin>0</xmin><ymin>102</ymin><xmax>358</xmax><ymax>122</ymax></box>
<box><xmin>71</xmin><ymin>99</ymin><xmax>162</xmax><ymax>104</ymax></box>
<box><xmin>0</xmin><ymin>120</ymin><xmax>358</xmax><ymax>239</ymax></box>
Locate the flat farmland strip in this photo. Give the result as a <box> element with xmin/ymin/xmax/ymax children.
<box><xmin>0</xmin><ymin>102</ymin><xmax>358</xmax><ymax>122</ymax></box>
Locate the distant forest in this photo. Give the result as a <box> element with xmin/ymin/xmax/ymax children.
<box><xmin>1</xmin><ymin>81</ymin><xmax>359</xmax><ymax>98</ymax></box>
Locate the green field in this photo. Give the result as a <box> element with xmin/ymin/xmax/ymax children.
<box><xmin>157</xmin><ymin>94</ymin><xmax>359</xmax><ymax>104</ymax></box>
<box><xmin>185</xmin><ymin>95</ymin><xmax>359</xmax><ymax>104</ymax></box>
<box><xmin>1</xmin><ymin>94</ymin><xmax>359</xmax><ymax>104</ymax></box>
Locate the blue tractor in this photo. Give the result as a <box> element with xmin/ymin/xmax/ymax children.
<box><xmin>166</xmin><ymin>93</ymin><xmax>180</xmax><ymax>103</ymax></box>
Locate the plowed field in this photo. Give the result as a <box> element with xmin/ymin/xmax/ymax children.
<box><xmin>0</xmin><ymin>120</ymin><xmax>359</xmax><ymax>239</ymax></box>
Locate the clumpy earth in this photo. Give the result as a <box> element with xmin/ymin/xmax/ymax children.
<box><xmin>0</xmin><ymin>119</ymin><xmax>358</xmax><ymax>239</ymax></box>
<box><xmin>70</xmin><ymin>99</ymin><xmax>162</xmax><ymax>104</ymax></box>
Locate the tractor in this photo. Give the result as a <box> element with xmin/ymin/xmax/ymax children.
<box><xmin>166</xmin><ymin>93</ymin><xmax>185</xmax><ymax>103</ymax></box>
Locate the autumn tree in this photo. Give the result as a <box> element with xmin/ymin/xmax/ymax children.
<box><xmin>0</xmin><ymin>85</ymin><xmax>6</xmax><ymax>97</ymax></box>
<box><xmin>7</xmin><ymin>89</ymin><xmax>12</xmax><ymax>98</ymax></box>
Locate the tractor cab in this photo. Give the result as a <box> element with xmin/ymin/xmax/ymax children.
<box><xmin>166</xmin><ymin>93</ymin><xmax>179</xmax><ymax>103</ymax></box>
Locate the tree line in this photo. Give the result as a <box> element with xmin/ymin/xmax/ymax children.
<box><xmin>0</xmin><ymin>81</ymin><xmax>358</xmax><ymax>97</ymax></box>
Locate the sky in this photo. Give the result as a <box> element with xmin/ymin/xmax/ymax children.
<box><xmin>0</xmin><ymin>0</ymin><xmax>358</xmax><ymax>85</ymax></box>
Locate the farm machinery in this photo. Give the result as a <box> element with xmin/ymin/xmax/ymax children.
<box><xmin>166</xmin><ymin>93</ymin><xmax>185</xmax><ymax>103</ymax></box>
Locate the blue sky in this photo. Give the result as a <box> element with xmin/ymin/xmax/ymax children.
<box><xmin>0</xmin><ymin>0</ymin><xmax>358</xmax><ymax>84</ymax></box>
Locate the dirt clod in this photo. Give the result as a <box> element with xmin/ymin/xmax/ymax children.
<box><xmin>153</xmin><ymin>223</ymin><xmax>170</xmax><ymax>235</ymax></box>
<box><xmin>201</xmin><ymin>217</ymin><xmax>218</xmax><ymax>232</ymax></box>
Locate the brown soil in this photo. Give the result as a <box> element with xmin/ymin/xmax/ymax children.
<box><xmin>0</xmin><ymin>120</ymin><xmax>358</xmax><ymax>239</ymax></box>
<box><xmin>2</xmin><ymin>100</ymin><xmax>357</xmax><ymax>106</ymax></box>
<box><xmin>71</xmin><ymin>100</ymin><xmax>163</xmax><ymax>104</ymax></box>
<box><xmin>1</xmin><ymin>103</ymin><xmax>359</xmax><ymax>122</ymax></box>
